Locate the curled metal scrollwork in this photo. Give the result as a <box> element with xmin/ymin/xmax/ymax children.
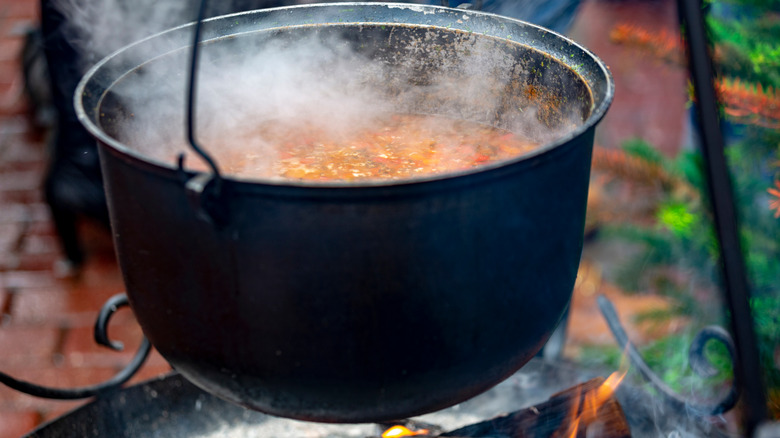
<box><xmin>0</xmin><ymin>293</ymin><xmax>150</xmax><ymax>400</ymax></box>
<box><xmin>597</xmin><ymin>294</ymin><xmax>739</xmax><ymax>415</ymax></box>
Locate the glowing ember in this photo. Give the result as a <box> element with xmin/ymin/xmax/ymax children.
<box><xmin>381</xmin><ymin>425</ymin><xmax>430</xmax><ymax>437</ymax></box>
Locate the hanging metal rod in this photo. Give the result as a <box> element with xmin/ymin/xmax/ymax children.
<box><xmin>676</xmin><ymin>0</ymin><xmax>768</xmax><ymax>434</ymax></box>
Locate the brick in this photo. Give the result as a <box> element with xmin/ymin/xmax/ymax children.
<box><xmin>0</xmin><ymin>203</ymin><xmax>26</xmax><ymax>223</ymax></box>
<box><xmin>0</xmin><ymin>252</ymin><xmax>21</xmax><ymax>272</ymax></box>
<box><xmin>7</xmin><ymin>287</ymin><xmax>70</xmax><ymax>325</ymax></box>
<box><xmin>39</xmin><ymin>400</ymin><xmax>89</xmax><ymax>427</ymax></box>
<box><xmin>22</xmin><ymin>203</ymin><xmax>51</xmax><ymax>223</ymax></box>
<box><xmin>0</xmin><ymin>410</ymin><xmax>40</xmax><ymax>438</ymax></box>
<box><xmin>52</xmin><ymin>286</ymin><xmax>123</xmax><ymax>317</ymax></box>
<box><xmin>0</xmin><ymin>81</ymin><xmax>18</xmax><ymax>100</ymax></box>
<box><xmin>24</xmin><ymin>220</ymin><xmax>55</xmax><ymax>237</ymax></box>
<box><xmin>0</xmin><ymin>222</ymin><xmax>23</xmax><ymax>252</ymax></box>
<box><xmin>73</xmin><ymin>260</ymin><xmax>125</xmax><ymax>291</ymax></box>
<box><xmin>0</xmin><ymin>116</ymin><xmax>31</xmax><ymax>135</ymax></box>
<box><xmin>1</xmin><ymin>270</ymin><xmax>57</xmax><ymax>289</ymax></box>
<box><xmin>0</xmin><ymin>203</ymin><xmax>48</xmax><ymax>224</ymax></box>
<box><xmin>0</xmin><ymin>186</ymin><xmax>43</xmax><ymax>204</ymax></box>
<box><xmin>10</xmin><ymin>284</ymin><xmax>140</xmax><ymax>328</ymax></box>
<box><xmin>0</xmin><ymin>325</ymin><xmax>60</xmax><ymax>368</ymax></box>
<box><xmin>0</xmin><ymin>59</ymin><xmax>19</xmax><ymax>81</ymax></box>
<box><xmin>0</xmin><ymin>133</ymin><xmax>44</xmax><ymax>166</ymax></box>
<box><xmin>0</xmin><ymin>288</ymin><xmax>8</xmax><ymax>323</ymax></box>
<box><xmin>20</xmin><ymin>234</ymin><xmax>59</xmax><ymax>256</ymax></box>
<box><xmin>0</xmin><ymin>37</ymin><xmax>23</xmax><ymax>61</ymax></box>
<box><xmin>0</xmin><ymin>98</ymin><xmax>30</xmax><ymax>118</ymax></box>
<box><xmin>0</xmin><ymin>1</ymin><xmax>40</xmax><ymax>20</ymax></box>
<box><xmin>9</xmin><ymin>251</ymin><xmax>58</xmax><ymax>272</ymax></box>
<box><xmin>0</xmin><ymin>366</ymin><xmax>119</xmax><ymax>398</ymax></box>
<box><xmin>0</xmin><ymin>170</ymin><xmax>40</xmax><ymax>192</ymax></box>
<box><xmin>9</xmin><ymin>20</ymin><xmax>39</xmax><ymax>39</ymax></box>
<box><xmin>0</xmin><ymin>366</ymin><xmax>111</xmax><ymax>416</ymax></box>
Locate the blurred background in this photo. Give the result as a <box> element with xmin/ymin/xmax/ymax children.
<box><xmin>0</xmin><ymin>0</ymin><xmax>778</xmax><ymax>436</ymax></box>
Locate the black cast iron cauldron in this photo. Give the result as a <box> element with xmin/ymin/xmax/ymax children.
<box><xmin>75</xmin><ymin>3</ymin><xmax>613</xmax><ymax>423</ymax></box>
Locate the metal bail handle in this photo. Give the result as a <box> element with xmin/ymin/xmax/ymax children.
<box><xmin>183</xmin><ymin>167</ymin><xmax>229</xmax><ymax>227</ymax></box>
<box><xmin>182</xmin><ymin>0</ymin><xmax>229</xmax><ymax>227</ymax></box>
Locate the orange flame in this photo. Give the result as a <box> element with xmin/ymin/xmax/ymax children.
<box><xmin>381</xmin><ymin>425</ymin><xmax>430</xmax><ymax>438</ymax></box>
<box><xmin>560</xmin><ymin>357</ymin><xmax>630</xmax><ymax>438</ymax></box>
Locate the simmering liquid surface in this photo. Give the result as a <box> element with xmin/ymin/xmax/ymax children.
<box><xmin>191</xmin><ymin>114</ymin><xmax>539</xmax><ymax>181</ymax></box>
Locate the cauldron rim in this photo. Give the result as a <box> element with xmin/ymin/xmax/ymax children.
<box><xmin>74</xmin><ymin>2</ymin><xmax>614</xmax><ymax>190</ymax></box>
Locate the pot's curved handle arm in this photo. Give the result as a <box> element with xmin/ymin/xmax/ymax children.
<box><xmin>0</xmin><ymin>293</ymin><xmax>151</xmax><ymax>399</ymax></box>
<box><xmin>183</xmin><ymin>0</ymin><xmax>221</xmax><ymax>189</ymax></box>
<box><xmin>597</xmin><ymin>294</ymin><xmax>739</xmax><ymax>415</ymax></box>
<box><xmin>177</xmin><ymin>0</ymin><xmax>229</xmax><ymax>228</ymax></box>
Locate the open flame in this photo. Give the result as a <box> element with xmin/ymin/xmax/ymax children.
<box><xmin>381</xmin><ymin>425</ymin><xmax>430</xmax><ymax>437</ymax></box>
<box><xmin>560</xmin><ymin>361</ymin><xmax>629</xmax><ymax>437</ymax></box>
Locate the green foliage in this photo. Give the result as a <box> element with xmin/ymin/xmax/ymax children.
<box><xmin>597</xmin><ymin>0</ymin><xmax>780</xmax><ymax>417</ymax></box>
<box><xmin>706</xmin><ymin>0</ymin><xmax>780</xmax><ymax>12</ymax></box>
<box><xmin>750</xmin><ymin>296</ymin><xmax>780</xmax><ymax>390</ymax></box>
<box><xmin>657</xmin><ymin>202</ymin><xmax>697</xmax><ymax>238</ymax></box>
<box><xmin>641</xmin><ymin>333</ymin><xmax>733</xmax><ymax>393</ymax></box>
<box><xmin>673</xmin><ymin>151</ymin><xmax>707</xmax><ymax>191</ymax></box>
<box><xmin>707</xmin><ymin>11</ymin><xmax>780</xmax><ymax>88</ymax></box>
<box><xmin>578</xmin><ymin>344</ymin><xmax>624</xmax><ymax>370</ymax></box>
<box><xmin>623</xmin><ymin>138</ymin><xmax>666</xmax><ymax>166</ymax></box>
<box><xmin>596</xmin><ymin>122</ymin><xmax>780</xmax><ymax>410</ymax></box>
<box><xmin>579</xmin><ymin>332</ymin><xmax>734</xmax><ymax>397</ymax></box>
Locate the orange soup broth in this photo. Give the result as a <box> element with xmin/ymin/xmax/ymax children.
<box><xmin>193</xmin><ymin>114</ymin><xmax>539</xmax><ymax>181</ymax></box>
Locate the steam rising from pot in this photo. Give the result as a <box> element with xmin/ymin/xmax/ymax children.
<box><xmin>69</xmin><ymin>1</ymin><xmax>593</xmax><ymax>180</ymax></box>
<box><xmin>52</xmin><ymin>0</ymin><xmax>301</xmax><ymax>64</ymax></box>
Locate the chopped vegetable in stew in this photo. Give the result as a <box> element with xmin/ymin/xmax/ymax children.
<box><xmin>197</xmin><ymin>114</ymin><xmax>539</xmax><ymax>181</ymax></box>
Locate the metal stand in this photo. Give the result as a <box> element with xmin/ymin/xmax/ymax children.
<box><xmin>598</xmin><ymin>294</ymin><xmax>739</xmax><ymax>415</ymax></box>
<box><xmin>677</xmin><ymin>0</ymin><xmax>768</xmax><ymax>433</ymax></box>
<box><xmin>0</xmin><ymin>294</ymin><xmax>150</xmax><ymax>399</ymax></box>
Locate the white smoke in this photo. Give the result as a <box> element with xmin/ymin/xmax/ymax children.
<box><xmin>52</xmin><ymin>0</ymin><xmax>199</xmax><ymax>65</ymax></box>
<box><xmin>66</xmin><ymin>1</ymin><xmax>591</xmax><ymax>179</ymax></box>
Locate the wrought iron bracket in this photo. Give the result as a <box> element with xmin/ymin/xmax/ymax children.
<box><xmin>597</xmin><ymin>294</ymin><xmax>739</xmax><ymax>415</ymax></box>
<box><xmin>0</xmin><ymin>293</ymin><xmax>150</xmax><ymax>400</ymax></box>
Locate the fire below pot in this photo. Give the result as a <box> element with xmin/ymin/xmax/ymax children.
<box><xmin>75</xmin><ymin>3</ymin><xmax>613</xmax><ymax>423</ymax></box>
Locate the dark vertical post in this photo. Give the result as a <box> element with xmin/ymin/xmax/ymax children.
<box><xmin>676</xmin><ymin>0</ymin><xmax>767</xmax><ymax>434</ymax></box>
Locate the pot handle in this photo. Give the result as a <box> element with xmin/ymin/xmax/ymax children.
<box><xmin>179</xmin><ymin>0</ymin><xmax>229</xmax><ymax>227</ymax></box>
<box><xmin>0</xmin><ymin>293</ymin><xmax>151</xmax><ymax>399</ymax></box>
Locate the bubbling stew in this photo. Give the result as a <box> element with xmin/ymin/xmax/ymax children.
<box><xmin>189</xmin><ymin>114</ymin><xmax>540</xmax><ymax>181</ymax></box>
